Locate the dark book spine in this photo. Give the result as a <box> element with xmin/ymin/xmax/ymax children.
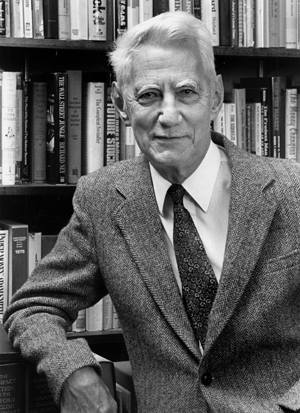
<box><xmin>219</xmin><ymin>0</ymin><xmax>231</xmax><ymax>46</ymax></box>
<box><xmin>0</xmin><ymin>0</ymin><xmax>5</xmax><ymax>36</ymax></box>
<box><xmin>153</xmin><ymin>0</ymin><xmax>169</xmax><ymax>15</ymax></box>
<box><xmin>57</xmin><ymin>73</ymin><xmax>67</xmax><ymax>183</ymax></box>
<box><xmin>115</xmin><ymin>0</ymin><xmax>127</xmax><ymax>38</ymax></box>
<box><xmin>0</xmin><ymin>362</ymin><xmax>26</xmax><ymax>412</ymax></box>
<box><xmin>260</xmin><ymin>87</ymin><xmax>271</xmax><ymax>157</ymax></box>
<box><xmin>43</xmin><ymin>0</ymin><xmax>58</xmax><ymax>39</ymax></box>
<box><xmin>193</xmin><ymin>0</ymin><xmax>201</xmax><ymax>20</ymax></box>
<box><xmin>104</xmin><ymin>85</ymin><xmax>116</xmax><ymax>166</ymax></box>
<box><xmin>22</xmin><ymin>79</ymin><xmax>32</xmax><ymax>183</ymax></box>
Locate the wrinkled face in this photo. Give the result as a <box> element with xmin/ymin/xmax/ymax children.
<box><xmin>117</xmin><ymin>44</ymin><xmax>222</xmax><ymax>182</ymax></box>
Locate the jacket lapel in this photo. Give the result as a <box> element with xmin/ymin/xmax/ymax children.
<box><xmin>204</xmin><ymin>136</ymin><xmax>279</xmax><ymax>355</ymax></box>
<box><xmin>112</xmin><ymin>157</ymin><xmax>201</xmax><ymax>362</ymax></box>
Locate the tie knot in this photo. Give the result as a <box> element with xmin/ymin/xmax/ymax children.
<box><xmin>168</xmin><ymin>184</ymin><xmax>185</xmax><ymax>205</ymax></box>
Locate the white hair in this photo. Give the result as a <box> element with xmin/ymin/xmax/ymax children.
<box><xmin>109</xmin><ymin>11</ymin><xmax>217</xmax><ymax>92</ymax></box>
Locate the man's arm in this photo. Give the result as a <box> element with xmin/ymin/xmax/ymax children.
<box><xmin>3</xmin><ymin>176</ymin><xmax>108</xmax><ymax>405</ymax></box>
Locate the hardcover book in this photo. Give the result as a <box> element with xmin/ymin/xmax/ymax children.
<box><xmin>88</xmin><ymin>0</ymin><xmax>107</xmax><ymax>40</ymax></box>
<box><xmin>0</xmin><ymin>229</ymin><xmax>8</xmax><ymax>323</ymax></box>
<box><xmin>58</xmin><ymin>0</ymin><xmax>70</xmax><ymax>40</ymax></box>
<box><xmin>32</xmin><ymin>0</ymin><xmax>44</xmax><ymax>38</ymax></box>
<box><xmin>43</xmin><ymin>0</ymin><xmax>58</xmax><ymax>39</ymax></box>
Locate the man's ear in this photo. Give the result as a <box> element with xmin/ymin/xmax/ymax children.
<box><xmin>111</xmin><ymin>81</ymin><xmax>131</xmax><ymax>125</ymax></box>
<box><xmin>210</xmin><ymin>74</ymin><xmax>224</xmax><ymax>121</ymax></box>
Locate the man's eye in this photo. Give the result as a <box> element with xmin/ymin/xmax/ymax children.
<box><xmin>178</xmin><ymin>88</ymin><xmax>196</xmax><ymax>96</ymax></box>
<box><xmin>137</xmin><ymin>91</ymin><xmax>160</xmax><ymax>104</ymax></box>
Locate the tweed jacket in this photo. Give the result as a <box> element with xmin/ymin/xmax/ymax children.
<box><xmin>3</xmin><ymin>132</ymin><xmax>300</xmax><ymax>413</ymax></box>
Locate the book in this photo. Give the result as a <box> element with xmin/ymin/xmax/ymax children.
<box><xmin>28</xmin><ymin>232</ymin><xmax>42</xmax><ymax>277</ymax></box>
<box><xmin>115</xmin><ymin>0</ymin><xmax>127</xmax><ymax>37</ymax></box>
<box><xmin>0</xmin><ymin>1</ymin><xmax>6</xmax><ymax>37</ymax></box>
<box><xmin>271</xmin><ymin>76</ymin><xmax>286</xmax><ymax>158</ymax></box>
<box><xmin>0</xmin><ymin>229</ymin><xmax>8</xmax><ymax>323</ymax></box>
<box><xmin>0</xmin><ymin>220</ymin><xmax>28</xmax><ymax>303</ymax></box>
<box><xmin>139</xmin><ymin>0</ymin><xmax>152</xmax><ymax>22</ymax></box>
<box><xmin>269</xmin><ymin>0</ymin><xmax>285</xmax><ymax>47</ymax></box>
<box><xmin>1</xmin><ymin>71</ymin><xmax>18</xmax><ymax>186</ymax></box>
<box><xmin>213</xmin><ymin>103</ymin><xmax>225</xmax><ymax>135</ymax></box>
<box><xmin>23</xmin><ymin>0</ymin><xmax>33</xmax><ymax>38</ymax></box>
<box><xmin>15</xmin><ymin>72</ymin><xmax>23</xmax><ymax>184</ymax></box>
<box><xmin>297</xmin><ymin>89</ymin><xmax>300</xmax><ymax>162</ymax></box>
<box><xmin>201</xmin><ymin>0</ymin><xmax>219</xmax><ymax>46</ymax></box>
<box><xmin>32</xmin><ymin>0</ymin><xmax>44</xmax><ymax>38</ymax></box>
<box><xmin>82</xmin><ymin>81</ymin><xmax>105</xmax><ymax>175</ymax></box>
<box><xmin>152</xmin><ymin>0</ymin><xmax>169</xmax><ymax>15</ymax></box>
<box><xmin>66</xmin><ymin>70</ymin><xmax>82</xmax><ymax>184</ymax></box>
<box><xmin>88</xmin><ymin>0</ymin><xmax>107</xmax><ymax>40</ymax></box>
<box><xmin>127</xmin><ymin>0</ymin><xmax>139</xmax><ymax>30</ymax></box>
<box><xmin>70</xmin><ymin>0</ymin><xmax>88</xmax><ymax>40</ymax></box>
<box><xmin>255</xmin><ymin>0</ymin><xmax>264</xmax><ymax>47</ymax></box>
<box><xmin>286</xmin><ymin>0</ymin><xmax>297</xmax><ymax>48</ymax></box>
<box><xmin>285</xmin><ymin>87</ymin><xmax>298</xmax><ymax>160</ymax></box>
<box><xmin>31</xmin><ymin>81</ymin><xmax>47</xmax><ymax>184</ymax></box>
<box><xmin>10</xmin><ymin>0</ymin><xmax>24</xmax><ymax>38</ymax></box>
<box><xmin>58</xmin><ymin>0</ymin><xmax>71</xmax><ymax>40</ymax></box>
<box><xmin>104</xmin><ymin>85</ymin><xmax>117</xmax><ymax>166</ymax></box>
<box><xmin>233</xmin><ymin>87</ymin><xmax>246</xmax><ymax>150</ymax></box>
<box><xmin>103</xmin><ymin>294</ymin><xmax>113</xmax><ymax>330</ymax></box>
<box><xmin>46</xmin><ymin>72</ymin><xmax>68</xmax><ymax>184</ymax></box>
<box><xmin>86</xmin><ymin>298</ymin><xmax>104</xmax><ymax>332</ymax></box>
<box><xmin>72</xmin><ymin>308</ymin><xmax>86</xmax><ymax>332</ymax></box>
<box><xmin>43</xmin><ymin>0</ymin><xmax>58</xmax><ymax>39</ymax></box>
<box><xmin>224</xmin><ymin>102</ymin><xmax>237</xmax><ymax>146</ymax></box>
<box><xmin>22</xmin><ymin>78</ymin><xmax>31</xmax><ymax>183</ymax></box>
<box><xmin>169</xmin><ymin>0</ymin><xmax>182</xmax><ymax>12</ymax></box>
<box><xmin>219</xmin><ymin>0</ymin><xmax>231</xmax><ymax>46</ymax></box>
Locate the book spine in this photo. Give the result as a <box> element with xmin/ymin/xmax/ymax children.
<box><xmin>0</xmin><ymin>229</ymin><xmax>8</xmax><ymax>322</ymax></box>
<box><xmin>72</xmin><ymin>308</ymin><xmax>86</xmax><ymax>332</ymax></box>
<box><xmin>127</xmin><ymin>0</ymin><xmax>139</xmax><ymax>30</ymax></box>
<box><xmin>67</xmin><ymin>70</ymin><xmax>82</xmax><ymax>184</ymax></box>
<box><xmin>124</xmin><ymin>125</ymin><xmax>135</xmax><ymax>160</ymax></box>
<box><xmin>70</xmin><ymin>0</ymin><xmax>88</xmax><ymax>40</ymax></box>
<box><xmin>2</xmin><ymin>71</ymin><xmax>17</xmax><ymax>186</ymax></box>
<box><xmin>193</xmin><ymin>0</ymin><xmax>201</xmax><ymax>19</ymax></box>
<box><xmin>102</xmin><ymin>294</ymin><xmax>113</xmax><ymax>330</ymax></box>
<box><xmin>219</xmin><ymin>0</ymin><xmax>231</xmax><ymax>46</ymax></box>
<box><xmin>254</xmin><ymin>102</ymin><xmax>262</xmax><ymax>156</ymax></box>
<box><xmin>23</xmin><ymin>0</ymin><xmax>33</xmax><ymax>38</ymax></box>
<box><xmin>57</xmin><ymin>73</ymin><xmax>67</xmax><ymax>184</ymax></box>
<box><xmin>28</xmin><ymin>232</ymin><xmax>42</xmax><ymax>276</ymax></box>
<box><xmin>22</xmin><ymin>79</ymin><xmax>31</xmax><ymax>183</ymax></box>
<box><xmin>211</xmin><ymin>0</ymin><xmax>219</xmax><ymax>46</ymax></box>
<box><xmin>230</xmin><ymin>0</ymin><xmax>238</xmax><ymax>46</ymax></box>
<box><xmin>115</xmin><ymin>0</ymin><xmax>127</xmax><ymax>37</ymax></box>
<box><xmin>233</xmin><ymin>87</ymin><xmax>246</xmax><ymax>150</ymax></box>
<box><xmin>0</xmin><ymin>0</ymin><xmax>6</xmax><ymax>37</ymax></box>
<box><xmin>86</xmin><ymin>299</ymin><xmax>104</xmax><ymax>332</ymax></box>
<box><xmin>15</xmin><ymin>72</ymin><xmax>23</xmax><ymax>184</ymax></box>
<box><xmin>32</xmin><ymin>0</ymin><xmax>44</xmax><ymax>38</ymax></box>
<box><xmin>255</xmin><ymin>0</ymin><xmax>264</xmax><ymax>47</ymax></box>
<box><xmin>104</xmin><ymin>85</ymin><xmax>117</xmax><ymax>166</ymax></box>
<box><xmin>285</xmin><ymin>88</ymin><xmax>298</xmax><ymax>160</ymax></box>
<box><xmin>43</xmin><ymin>0</ymin><xmax>58</xmax><ymax>39</ymax></box>
<box><xmin>31</xmin><ymin>81</ymin><xmax>47</xmax><ymax>183</ymax></box>
<box><xmin>297</xmin><ymin>90</ymin><xmax>300</xmax><ymax>162</ymax></box>
<box><xmin>58</xmin><ymin>0</ymin><xmax>70</xmax><ymax>40</ymax></box>
<box><xmin>46</xmin><ymin>73</ymin><xmax>67</xmax><ymax>184</ymax></box>
<box><xmin>286</xmin><ymin>0</ymin><xmax>297</xmax><ymax>48</ymax></box>
<box><xmin>82</xmin><ymin>81</ymin><xmax>105</xmax><ymax>174</ymax></box>
<box><xmin>224</xmin><ymin>102</ymin><xmax>237</xmax><ymax>146</ymax></box>
<box><xmin>213</xmin><ymin>103</ymin><xmax>225</xmax><ymax>135</ymax></box>
<box><xmin>4</xmin><ymin>0</ymin><xmax>10</xmax><ymax>38</ymax></box>
<box><xmin>261</xmin><ymin>87</ymin><xmax>269</xmax><ymax>157</ymax></box>
<box><xmin>139</xmin><ymin>0</ymin><xmax>153</xmax><ymax>22</ymax></box>
<box><xmin>10</xmin><ymin>0</ymin><xmax>24</xmax><ymax>38</ymax></box>
<box><xmin>152</xmin><ymin>0</ymin><xmax>169</xmax><ymax>15</ymax></box>
<box><xmin>88</xmin><ymin>0</ymin><xmax>107</xmax><ymax>40</ymax></box>
<box><xmin>0</xmin><ymin>363</ymin><xmax>26</xmax><ymax>411</ymax></box>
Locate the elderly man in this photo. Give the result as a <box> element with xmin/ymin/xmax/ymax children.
<box><xmin>4</xmin><ymin>11</ymin><xmax>300</xmax><ymax>413</ymax></box>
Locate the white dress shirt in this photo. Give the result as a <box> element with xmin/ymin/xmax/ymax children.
<box><xmin>149</xmin><ymin>141</ymin><xmax>232</xmax><ymax>294</ymax></box>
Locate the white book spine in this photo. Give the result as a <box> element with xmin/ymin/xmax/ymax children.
<box><xmin>214</xmin><ymin>103</ymin><xmax>225</xmax><ymax>135</ymax></box>
<box><xmin>23</xmin><ymin>0</ymin><xmax>33</xmax><ymax>38</ymax></box>
<box><xmin>286</xmin><ymin>0</ymin><xmax>297</xmax><ymax>48</ymax></box>
<box><xmin>255</xmin><ymin>0</ymin><xmax>264</xmax><ymax>47</ymax></box>
<box><xmin>127</xmin><ymin>0</ymin><xmax>139</xmax><ymax>29</ymax></box>
<box><xmin>86</xmin><ymin>299</ymin><xmax>104</xmax><ymax>331</ymax></box>
<box><xmin>2</xmin><ymin>72</ymin><xmax>17</xmax><ymax>185</ymax></box>
<box><xmin>0</xmin><ymin>230</ymin><xmax>8</xmax><ymax>323</ymax></box>
<box><xmin>285</xmin><ymin>88</ymin><xmax>298</xmax><ymax>159</ymax></box>
<box><xmin>88</xmin><ymin>0</ymin><xmax>107</xmax><ymax>40</ymax></box>
<box><xmin>70</xmin><ymin>0</ymin><xmax>88</xmax><ymax>40</ymax></box>
<box><xmin>139</xmin><ymin>0</ymin><xmax>152</xmax><ymax>22</ymax></box>
<box><xmin>254</xmin><ymin>102</ymin><xmax>262</xmax><ymax>156</ymax></box>
<box><xmin>11</xmin><ymin>0</ymin><xmax>24</xmax><ymax>38</ymax></box>
<box><xmin>5</xmin><ymin>0</ymin><xmax>10</xmax><ymax>38</ymax></box>
<box><xmin>263</xmin><ymin>0</ymin><xmax>269</xmax><ymax>47</ymax></box>
<box><xmin>32</xmin><ymin>0</ymin><xmax>44</xmax><ymax>38</ymax></box>
<box><xmin>28</xmin><ymin>232</ymin><xmax>42</xmax><ymax>276</ymax></box>
<box><xmin>225</xmin><ymin>102</ymin><xmax>237</xmax><ymax>145</ymax></box>
<box><xmin>58</xmin><ymin>0</ymin><xmax>71</xmax><ymax>40</ymax></box>
<box><xmin>84</xmin><ymin>82</ymin><xmax>105</xmax><ymax>173</ymax></box>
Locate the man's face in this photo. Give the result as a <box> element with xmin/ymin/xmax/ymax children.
<box><xmin>119</xmin><ymin>44</ymin><xmax>222</xmax><ymax>182</ymax></box>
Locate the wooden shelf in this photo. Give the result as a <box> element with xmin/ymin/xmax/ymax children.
<box><xmin>0</xmin><ymin>184</ymin><xmax>76</xmax><ymax>196</ymax></box>
<box><xmin>0</xmin><ymin>38</ymin><xmax>112</xmax><ymax>51</ymax></box>
<box><xmin>214</xmin><ymin>46</ymin><xmax>300</xmax><ymax>58</ymax></box>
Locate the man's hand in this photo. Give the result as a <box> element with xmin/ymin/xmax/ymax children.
<box><xmin>60</xmin><ymin>366</ymin><xmax>118</xmax><ymax>413</ymax></box>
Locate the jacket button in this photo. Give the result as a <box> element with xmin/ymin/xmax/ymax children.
<box><xmin>201</xmin><ymin>372</ymin><xmax>213</xmax><ymax>386</ymax></box>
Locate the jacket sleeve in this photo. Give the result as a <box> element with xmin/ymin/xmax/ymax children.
<box><xmin>3</xmin><ymin>176</ymin><xmax>106</xmax><ymax>405</ymax></box>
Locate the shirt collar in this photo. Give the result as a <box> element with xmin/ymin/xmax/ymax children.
<box><xmin>150</xmin><ymin>140</ymin><xmax>221</xmax><ymax>214</ymax></box>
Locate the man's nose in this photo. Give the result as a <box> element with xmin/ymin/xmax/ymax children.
<box><xmin>158</xmin><ymin>97</ymin><xmax>182</xmax><ymax>127</ymax></box>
